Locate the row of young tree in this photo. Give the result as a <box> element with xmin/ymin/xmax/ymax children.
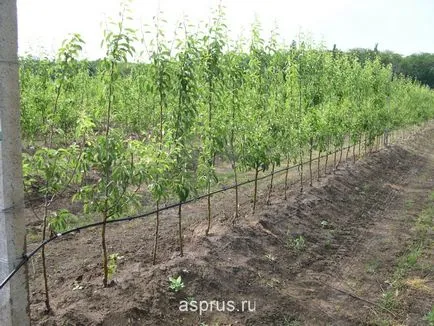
<box><xmin>19</xmin><ymin>4</ymin><xmax>434</xmax><ymax>312</ymax></box>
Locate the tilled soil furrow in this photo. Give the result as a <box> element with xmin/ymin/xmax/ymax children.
<box><xmin>29</xmin><ymin>124</ymin><xmax>434</xmax><ymax>326</ymax></box>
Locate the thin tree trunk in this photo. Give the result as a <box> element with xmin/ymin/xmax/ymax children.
<box><xmin>101</xmin><ymin>62</ymin><xmax>114</xmax><ymax>288</ymax></box>
<box><xmin>152</xmin><ymin>201</ymin><xmax>160</xmax><ymax>265</ymax></box>
<box><xmin>333</xmin><ymin>147</ymin><xmax>337</xmax><ymax>173</ymax></box>
<box><xmin>299</xmin><ymin>150</ymin><xmax>304</xmax><ymax>193</ymax></box>
<box><xmin>266</xmin><ymin>163</ymin><xmax>275</xmax><ymax>205</ymax></box>
<box><xmin>253</xmin><ymin>167</ymin><xmax>259</xmax><ymax>213</ymax></box>
<box><xmin>42</xmin><ymin>200</ymin><xmax>51</xmax><ymax>313</ymax></box>
<box><xmin>309</xmin><ymin>137</ymin><xmax>313</xmax><ymax>186</ymax></box>
<box><xmin>337</xmin><ymin>143</ymin><xmax>343</xmax><ymax>170</ymax></box>
<box><xmin>178</xmin><ymin>203</ymin><xmax>183</xmax><ymax>257</ymax></box>
<box><xmin>358</xmin><ymin>135</ymin><xmax>362</xmax><ymax>158</ymax></box>
<box><xmin>154</xmin><ymin>77</ymin><xmax>164</xmax><ymax>262</ymax></box>
<box><xmin>324</xmin><ymin>138</ymin><xmax>329</xmax><ymax>175</ymax></box>
<box><xmin>364</xmin><ymin>134</ymin><xmax>367</xmax><ymax>155</ymax></box>
<box><xmin>297</xmin><ymin>70</ymin><xmax>303</xmax><ymax>193</ymax></box>
<box><xmin>233</xmin><ymin>161</ymin><xmax>239</xmax><ymax>220</ymax></box>
<box><xmin>284</xmin><ymin>158</ymin><xmax>290</xmax><ymax>200</ymax></box>
<box><xmin>205</xmin><ymin>182</ymin><xmax>211</xmax><ymax>236</ymax></box>
<box><xmin>353</xmin><ymin>142</ymin><xmax>356</xmax><ymax>163</ymax></box>
<box><xmin>346</xmin><ymin>137</ymin><xmax>351</xmax><ymax>161</ymax></box>
<box><xmin>317</xmin><ymin>148</ymin><xmax>321</xmax><ymax>181</ymax></box>
<box><xmin>206</xmin><ymin>77</ymin><xmax>213</xmax><ymax>236</ymax></box>
<box><xmin>230</xmin><ymin>99</ymin><xmax>238</xmax><ymax>219</ymax></box>
<box><xmin>101</xmin><ymin>214</ymin><xmax>108</xmax><ymax>287</ymax></box>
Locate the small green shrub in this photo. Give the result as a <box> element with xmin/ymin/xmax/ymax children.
<box><xmin>287</xmin><ymin>234</ymin><xmax>306</xmax><ymax>251</ymax></box>
<box><xmin>424</xmin><ymin>306</ymin><xmax>434</xmax><ymax>325</ymax></box>
<box><xmin>169</xmin><ymin>275</ymin><xmax>185</xmax><ymax>292</ymax></box>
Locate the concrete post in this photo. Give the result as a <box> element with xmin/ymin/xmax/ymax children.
<box><xmin>0</xmin><ymin>0</ymin><xmax>31</xmax><ymax>325</ymax></box>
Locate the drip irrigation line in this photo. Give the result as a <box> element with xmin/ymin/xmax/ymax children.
<box><xmin>0</xmin><ymin>140</ymin><xmax>365</xmax><ymax>290</ymax></box>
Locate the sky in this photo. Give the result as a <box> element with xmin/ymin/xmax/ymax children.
<box><xmin>17</xmin><ymin>0</ymin><xmax>434</xmax><ymax>59</ymax></box>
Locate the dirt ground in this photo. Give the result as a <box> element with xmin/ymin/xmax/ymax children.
<box><xmin>27</xmin><ymin>123</ymin><xmax>434</xmax><ymax>326</ymax></box>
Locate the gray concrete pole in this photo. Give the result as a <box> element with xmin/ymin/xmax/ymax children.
<box><xmin>0</xmin><ymin>0</ymin><xmax>31</xmax><ymax>325</ymax></box>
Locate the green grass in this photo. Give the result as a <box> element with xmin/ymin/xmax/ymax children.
<box><xmin>379</xmin><ymin>191</ymin><xmax>433</xmax><ymax>317</ymax></box>
<box><xmin>366</xmin><ymin>258</ymin><xmax>381</xmax><ymax>274</ymax></box>
<box><xmin>286</xmin><ymin>234</ymin><xmax>306</xmax><ymax>251</ymax></box>
<box><xmin>404</xmin><ymin>199</ymin><xmax>414</xmax><ymax>209</ymax></box>
<box><xmin>424</xmin><ymin>306</ymin><xmax>434</xmax><ymax>326</ymax></box>
<box><xmin>283</xmin><ymin>317</ymin><xmax>301</xmax><ymax>326</ymax></box>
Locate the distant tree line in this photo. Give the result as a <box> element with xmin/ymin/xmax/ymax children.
<box><xmin>87</xmin><ymin>46</ymin><xmax>434</xmax><ymax>89</ymax></box>
<box><xmin>347</xmin><ymin>46</ymin><xmax>434</xmax><ymax>88</ymax></box>
<box><xmin>21</xmin><ymin>46</ymin><xmax>434</xmax><ymax>89</ymax></box>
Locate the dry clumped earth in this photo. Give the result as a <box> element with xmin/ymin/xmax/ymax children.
<box><xmin>28</xmin><ymin>124</ymin><xmax>434</xmax><ymax>326</ymax></box>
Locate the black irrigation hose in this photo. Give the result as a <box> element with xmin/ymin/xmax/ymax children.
<box><xmin>0</xmin><ymin>140</ymin><xmax>368</xmax><ymax>291</ymax></box>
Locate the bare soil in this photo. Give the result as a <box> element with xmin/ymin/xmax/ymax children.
<box><xmin>27</xmin><ymin>123</ymin><xmax>434</xmax><ymax>326</ymax></box>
